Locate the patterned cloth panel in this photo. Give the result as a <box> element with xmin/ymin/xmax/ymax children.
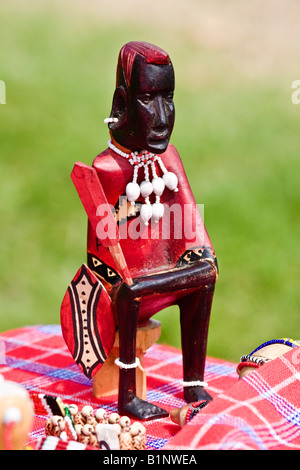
<box><xmin>7</xmin><ymin>324</ymin><xmax>299</xmax><ymax>450</ymax></box>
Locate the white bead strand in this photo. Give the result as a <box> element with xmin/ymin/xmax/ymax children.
<box><xmin>156</xmin><ymin>156</ymin><xmax>179</xmax><ymax>192</ymax></box>
<box><xmin>152</xmin><ymin>199</ymin><xmax>165</xmax><ymax>222</ymax></box>
<box><xmin>126</xmin><ymin>181</ymin><xmax>140</xmax><ymax>205</ymax></box>
<box><xmin>152</xmin><ymin>176</ymin><xmax>165</xmax><ymax>197</ymax></box>
<box><xmin>163</xmin><ymin>171</ymin><xmax>178</xmax><ymax>192</ymax></box>
<box><xmin>108</xmin><ymin>139</ymin><xmax>179</xmax><ymax>223</ymax></box>
<box><xmin>140</xmin><ymin>180</ymin><xmax>153</xmax><ymax>198</ymax></box>
<box><xmin>140</xmin><ymin>198</ymin><xmax>153</xmax><ymax>225</ymax></box>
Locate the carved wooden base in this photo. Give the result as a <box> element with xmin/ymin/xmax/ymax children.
<box><xmin>92</xmin><ymin>319</ymin><xmax>161</xmax><ymax>400</ymax></box>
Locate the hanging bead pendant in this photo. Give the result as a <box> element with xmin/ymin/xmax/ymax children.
<box><xmin>163</xmin><ymin>171</ymin><xmax>178</xmax><ymax>192</ymax></box>
<box><xmin>140</xmin><ymin>180</ymin><xmax>153</xmax><ymax>198</ymax></box>
<box><xmin>152</xmin><ymin>177</ymin><xmax>165</xmax><ymax>196</ymax></box>
<box><xmin>126</xmin><ymin>182</ymin><xmax>140</xmax><ymax>205</ymax></box>
<box><xmin>140</xmin><ymin>198</ymin><xmax>153</xmax><ymax>225</ymax></box>
<box><xmin>108</xmin><ymin>140</ymin><xmax>179</xmax><ymax>223</ymax></box>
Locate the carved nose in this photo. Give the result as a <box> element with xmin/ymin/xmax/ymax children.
<box><xmin>153</xmin><ymin>96</ymin><xmax>167</xmax><ymax>127</ymax></box>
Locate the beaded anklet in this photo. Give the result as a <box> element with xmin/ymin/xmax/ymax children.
<box><xmin>181</xmin><ymin>380</ymin><xmax>208</xmax><ymax>388</ymax></box>
<box><xmin>114</xmin><ymin>357</ymin><xmax>140</xmax><ymax>369</ymax></box>
<box><xmin>185</xmin><ymin>400</ymin><xmax>209</xmax><ymax>424</ymax></box>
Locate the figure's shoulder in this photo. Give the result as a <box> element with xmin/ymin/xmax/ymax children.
<box><xmin>93</xmin><ymin>147</ymin><xmax>114</xmax><ymax>169</ymax></box>
<box><xmin>165</xmin><ymin>142</ymin><xmax>180</xmax><ymax>156</ymax></box>
<box><xmin>162</xmin><ymin>143</ymin><xmax>185</xmax><ymax>172</ymax></box>
<box><xmin>165</xmin><ymin>143</ymin><xmax>183</xmax><ymax>162</ymax></box>
<box><xmin>92</xmin><ymin>147</ymin><xmax>129</xmax><ymax>175</ymax></box>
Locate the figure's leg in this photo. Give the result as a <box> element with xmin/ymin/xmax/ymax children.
<box><xmin>116</xmin><ymin>286</ymin><xmax>169</xmax><ymax>420</ymax></box>
<box><xmin>178</xmin><ymin>284</ymin><xmax>215</xmax><ymax>403</ymax></box>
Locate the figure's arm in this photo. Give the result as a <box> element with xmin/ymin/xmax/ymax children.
<box><xmin>71</xmin><ymin>161</ymin><xmax>133</xmax><ymax>285</ymax></box>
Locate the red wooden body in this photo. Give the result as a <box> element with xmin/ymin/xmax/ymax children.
<box><xmin>86</xmin><ymin>141</ymin><xmax>216</xmax><ymax>324</ymax></box>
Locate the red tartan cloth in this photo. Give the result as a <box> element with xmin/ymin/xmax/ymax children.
<box><xmin>166</xmin><ymin>347</ymin><xmax>300</xmax><ymax>450</ymax></box>
<box><xmin>1</xmin><ymin>325</ymin><xmax>300</xmax><ymax>450</ymax></box>
<box><xmin>0</xmin><ymin>324</ymin><xmax>237</xmax><ymax>450</ymax></box>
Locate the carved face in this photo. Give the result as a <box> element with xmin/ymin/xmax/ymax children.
<box><xmin>128</xmin><ymin>60</ymin><xmax>175</xmax><ymax>153</ymax></box>
<box><xmin>112</xmin><ymin>59</ymin><xmax>175</xmax><ymax>154</ymax></box>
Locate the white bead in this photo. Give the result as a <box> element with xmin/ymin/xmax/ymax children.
<box><xmin>104</xmin><ymin>117</ymin><xmax>118</xmax><ymax>124</ymax></box>
<box><xmin>68</xmin><ymin>404</ymin><xmax>78</xmax><ymax>416</ymax></box>
<box><xmin>108</xmin><ymin>413</ymin><xmax>120</xmax><ymax>424</ymax></box>
<box><xmin>119</xmin><ymin>416</ymin><xmax>131</xmax><ymax>428</ymax></box>
<box><xmin>140</xmin><ymin>180</ymin><xmax>153</xmax><ymax>198</ymax></box>
<box><xmin>163</xmin><ymin>171</ymin><xmax>178</xmax><ymax>191</ymax></box>
<box><xmin>152</xmin><ymin>202</ymin><xmax>164</xmax><ymax>222</ymax></box>
<box><xmin>95</xmin><ymin>408</ymin><xmax>107</xmax><ymax>421</ymax></box>
<box><xmin>152</xmin><ymin>177</ymin><xmax>165</xmax><ymax>196</ymax></box>
<box><xmin>126</xmin><ymin>182</ymin><xmax>140</xmax><ymax>203</ymax></box>
<box><xmin>82</xmin><ymin>424</ymin><xmax>93</xmax><ymax>435</ymax></box>
<box><xmin>140</xmin><ymin>204</ymin><xmax>153</xmax><ymax>225</ymax></box>
<box><xmin>81</xmin><ymin>405</ymin><xmax>94</xmax><ymax>417</ymax></box>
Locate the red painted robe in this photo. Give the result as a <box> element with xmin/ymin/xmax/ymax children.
<box><xmin>87</xmin><ymin>141</ymin><xmax>216</xmax><ymax>303</ymax></box>
<box><xmin>61</xmin><ymin>139</ymin><xmax>217</xmax><ymax>378</ymax></box>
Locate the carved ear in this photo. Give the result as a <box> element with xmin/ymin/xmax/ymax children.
<box><xmin>108</xmin><ymin>86</ymin><xmax>127</xmax><ymax>130</ymax></box>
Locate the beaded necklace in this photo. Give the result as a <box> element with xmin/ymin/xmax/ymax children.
<box><xmin>250</xmin><ymin>338</ymin><xmax>300</xmax><ymax>355</ymax></box>
<box><xmin>108</xmin><ymin>139</ymin><xmax>179</xmax><ymax>225</ymax></box>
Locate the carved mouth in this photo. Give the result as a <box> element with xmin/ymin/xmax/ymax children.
<box><xmin>150</xmin><ymin>131</ymin><xmax>169</xmax><ymax>141</ymax></box>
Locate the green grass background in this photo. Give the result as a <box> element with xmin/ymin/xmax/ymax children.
<box><xmin>0</xmin><ymin>0</ymin><xmax>299</xmax><ymax>362</ymax></box>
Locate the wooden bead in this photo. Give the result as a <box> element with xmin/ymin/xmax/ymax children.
<box><xmin>108</xmin><ymin>412</ymin><xmax>120</xmax><ymax>424</ymax></box>
<box><xmin>95</xmin><ymin>407</ymin><xmax>108</xmax><ymax>423</ymax></box>
<box><xmin>119</xmin><ymin>415</ymin><xmax>131</xmax><ymax>428</ymax></box>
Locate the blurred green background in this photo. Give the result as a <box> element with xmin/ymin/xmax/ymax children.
<box><xmin>1</xmin><ymin>0</ymin><xmax>300</xmax><ymax>363</ymax></box>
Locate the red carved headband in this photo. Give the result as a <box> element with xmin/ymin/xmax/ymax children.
<box><xmin>116</xmin><ymin>41</ymin><xmax>170</xmax><ymax>88</ymax></box>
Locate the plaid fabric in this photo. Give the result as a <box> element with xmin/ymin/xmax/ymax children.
<box><xmin>166</xmin><ymin>347</ymin><xmax>300</xmax><ymax>450</ymax></box>
<box><xmin>3</xmin><ymin>325</ymin><xmax>300</xmax><ymax>450</ymax></box>
<box><xmin>0</xmin><ymin>324</ymin><xmax>237</xmax><ymax>450</ymax></box>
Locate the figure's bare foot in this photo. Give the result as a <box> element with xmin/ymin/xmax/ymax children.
<box><xmin>184</xmin><ymin>385</ymin><xmax>213</xmax><ymax>404</ymax></box>
<box><xmin>119</xmin><ymin>396</ymin><xmax>169</xmax><ymax>421</ymax></box>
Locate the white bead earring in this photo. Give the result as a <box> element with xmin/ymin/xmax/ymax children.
<box><xmin>104</xmin><ymin>117</ymin><xmax>119</xmax><ymax>124</ymax></box>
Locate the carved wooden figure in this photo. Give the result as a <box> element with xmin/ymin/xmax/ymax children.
<box><xmin>61</xmin><ymin>41</ymin><xmax>218</xmax><ymax>420</ymax></box>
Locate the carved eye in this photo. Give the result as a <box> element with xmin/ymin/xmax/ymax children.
<box><xmin>165</xmin><ymin>92</ymin><xmax>174</xmax><ymax>104</ymax></box>
<box><xmin>139</xmin><ymin>94</ymin><xmax>151</xmax><ymax>105</ymax></box>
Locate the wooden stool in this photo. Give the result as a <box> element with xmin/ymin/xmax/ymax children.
<box><xmin>92</xmin><ymin>319</ymin><xmax>161</xmax><ymax>400</ymax></box>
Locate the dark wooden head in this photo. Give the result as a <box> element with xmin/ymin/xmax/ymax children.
<box><xmin>107</xmin><ymin>41</ymin><xmax>175</xmax><ymax>154</ymax></box>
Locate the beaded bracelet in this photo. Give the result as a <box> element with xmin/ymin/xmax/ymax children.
<box><xmin>185</xmin><ymin>400</ymin><xmax>209</xmax><ymax>424</ymax></box>
<box><xmin>250</xmin><ymin>338</ymin><xmax>300</xmax><ymax>356</ymax></box>
<box><xmin>237</xmin><ymin>361</ymin><xmax>260</xmax><ymax>373</ymax></box>
<box><xmin>240</xmin><ymin>354</ymin><xmax>269</xmax><ymax>366</ymax></box>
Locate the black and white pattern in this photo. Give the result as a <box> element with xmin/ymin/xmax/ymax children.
<box><xmin>67</xmin><ymin>265</ymin><xmax>108</xmax><ymax>378</ymax></box>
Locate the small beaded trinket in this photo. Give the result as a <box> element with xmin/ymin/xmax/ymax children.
<box><xmin>43</xmin><ymin>400</ymin><xmax>147</xmax><ymax>450</ymax></box>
